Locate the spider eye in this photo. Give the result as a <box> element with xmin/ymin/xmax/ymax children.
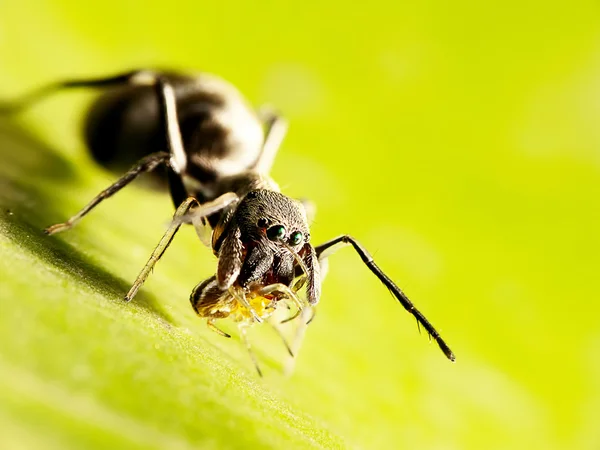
<box><xmin>257</xmin><ymin>218</ymin><xmax>269</xmax><ymax>228</ymax></box>
<box><xmin>267</xmin><ymin>225</ymin><xmax>286</xmax><ymax>241</ymax></box>
<box><xmin>290</xmin><ymin>231</ymin><xmax>303</xmax><ymax>246</ymax></box>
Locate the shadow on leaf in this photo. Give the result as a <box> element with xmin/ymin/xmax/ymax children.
<box><xmin>0</xmin><ymin>118</ymin><xmax>176</xmax><ymax>326</ymax></box>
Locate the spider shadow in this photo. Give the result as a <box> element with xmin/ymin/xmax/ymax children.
<box><xmin>0</xmin><ymin>118</ymin><xmax>176</xmax><ymax>326</ymax></box>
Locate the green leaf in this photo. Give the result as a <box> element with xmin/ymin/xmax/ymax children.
<box><xmin>2</xmin><ymin>2</ymin><xmax>600</xmax><ymax>449</ymax></box>
<box><xmin>0</xmin><ymin>119</ymin><xmax>348</xmax><ymax>449</ymax></box>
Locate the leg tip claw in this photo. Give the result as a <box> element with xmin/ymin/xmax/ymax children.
<box><xmin>44</xmin><ymin>223</ymin><xmax>68</xmax><ymax>235</ymax></box>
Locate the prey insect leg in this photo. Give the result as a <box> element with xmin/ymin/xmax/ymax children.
<box><xmin>314</xmin><ymin>235</ymin><xmax>455</xmax><ymax>362</ymax></box>
<box><xmin>282</xmin><ymin>307</ymin><xmax>314</xmax><ymax>376</ymax></box>
<box><xmin>257</xmin><ymin>283</ymin><xmax>306</xmax><ymax>323</ymax></box>
<box><xmin>207</xmin><ymin>319</ymin><xmax>231</xmax><ymax>338</ymax></box>
<box><xmin>239</xmin><ymin>324</ymin><xmax>263</xmax><ymax>377</ymax></box>
<box><xmin>44</xmin><ymin>152</ymin><xmax>170</xmax><ymax>235</ymax></box>
<box><xmin>267</xmin><ymin>321</ymin><xmax>295</xmax><ymax>358</ymax></box>
<box><xmin>229</xmin><ymin>287</ymin><xmax>263</xmax><ymax>323</ymax></box>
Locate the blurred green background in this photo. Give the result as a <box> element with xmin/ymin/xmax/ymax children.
<box><xmin>0</xmin><ymin>1</ymin><xmax>599</xmax><ymax>449</ymax></box>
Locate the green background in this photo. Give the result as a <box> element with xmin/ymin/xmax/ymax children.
<box><xmin>1</xmin><ymin>1</ymin><xmax>599</xmax><ymax>449</ymax></box>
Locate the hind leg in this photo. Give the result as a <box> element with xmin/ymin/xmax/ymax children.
<box><xmin>0</xmin><ymin>70</ymin><xmax>188</xmax><ymax>175</ymax></box>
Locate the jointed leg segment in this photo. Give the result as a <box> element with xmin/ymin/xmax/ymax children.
<box><xmin>256</xmin><ymin>283</ymin><xmax>306</xmax><ymax>322</ymax></box>
<box><xmin>253</xmin><ymin>108</ymin><xmax>288</xmax><ymax>175</ymax></box>
<box><xmin>1</xmin><ymin>69</ymin><xmax>188</xmax><ymax>174</ymax></box>
<box><xmin>124</xmin><ymin>196</ymin><xmax>198</xmax><ymax>302</ymax></box>
<box><xmin>229</xmin><ymin>286</ymin><xmax>263</xmax><ymax>323</ymax></box>
<box><xmin>314</xmin><ymin>235</ymin><xmax>455</xmax><ymax>361</ymax></box>
<box><xmin>208</xmin><ymin>319</ymin><xmax>231</xmax><ymax>338</ymax></box>
<box><xmin>44</xmin><ymin>152</ymin><xmax>170</xmax><ymax>235</ymax></box>
<box><xmin>0</xmin><ymin>70</ymin><xmax>152</xmax><ymax>112</ymax></box>
<box><xmin>239</xmin><ymin>324</ymin><xmax>263</xmax><ymax>377</ymax></box>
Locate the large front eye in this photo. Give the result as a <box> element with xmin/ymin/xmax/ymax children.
<box><xmin>267</xmin><ymin>225</ymin><xmax>286</xmax><ymax>241</ymax></box>
<box><xmin>289</xmin><ymin>231</ymin><xmax>303</xmax><ymax>245</ymax></box>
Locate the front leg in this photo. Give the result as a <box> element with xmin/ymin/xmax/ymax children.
<box><xmin>126</xmin><ymin>193</ymin><xmax>237</xmax><ymax>302</ymax></box>
<box><xmin>314</xmin><ymin>235</ymin><xmax>455</xmax><ymax>361</ymax></box>
<box><xmin>125</xmin><ymin>196</ymin><xmax>198</xmax><ymax>302</ymax></box>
